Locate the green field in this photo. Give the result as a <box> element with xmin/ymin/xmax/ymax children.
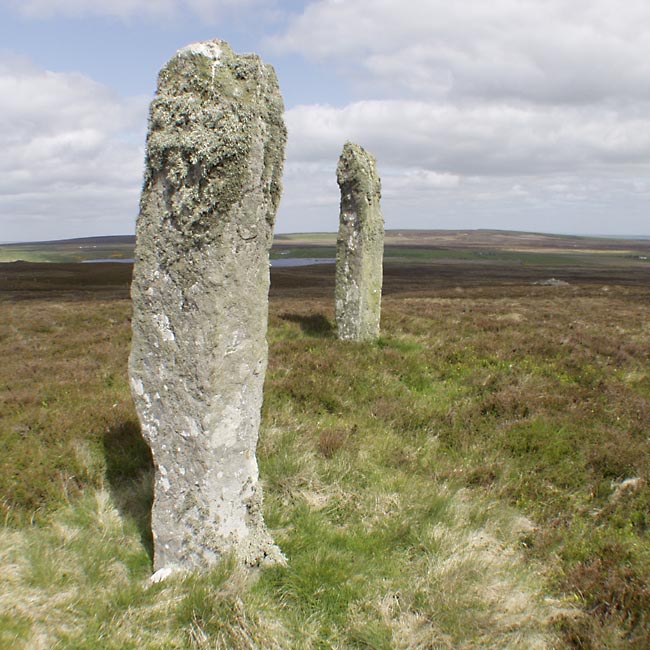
<box><xmin>0</xmin><ymin>232</ymin><xmax>649</xmax><ymax>648</ymax></box>
<box><xmin>4</xmin><ymin>230</ymin><xmax>650</xmax><ymax>268</ymax></box>
<box><xmin>0</xmin><ymin>236</ymin><xmax>135</xmax><ymax>263</ymax></box>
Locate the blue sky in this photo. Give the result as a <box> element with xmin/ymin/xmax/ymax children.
<box><xmin>1</xmin><ymin>0</ymin><xmax>650</xmax><ymax>242</ymax></box>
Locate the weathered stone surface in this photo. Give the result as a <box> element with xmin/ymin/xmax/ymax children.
<box><xmin>129</xmin><ymin>40</ymin><xmax>286</xmax><ymax>574</ymax></box>
<box><xmin>335</xmin><ymin>142</ymin><xmax>384</xmax><ymax>341</ymax></box>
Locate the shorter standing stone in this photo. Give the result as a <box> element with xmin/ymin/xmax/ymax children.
<box><xmin>335</xmin><ymin>142</ymin><xmax>385</xmax><ymax>341</ymax></box>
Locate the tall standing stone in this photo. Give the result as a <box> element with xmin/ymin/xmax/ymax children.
<box><xmin>335</xmin><ymin>142</ymin><xmax>385</xmax><ymax>341</ymax></box>
<box><xmin>129</xmin><ymin>40</ymin><xmax>286</xmax><ymax>574</ymax></box>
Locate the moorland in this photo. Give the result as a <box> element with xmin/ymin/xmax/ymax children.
<box><xmin>0</xmin><ymin>230</ymin><xmax>648</xmax><ymax>648</ymax></box>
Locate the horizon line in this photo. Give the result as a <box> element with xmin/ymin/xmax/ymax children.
<box><xmin>3</xmin><ymin>228</ymin><xmax>650</xmax><ymax>246</ymax></box>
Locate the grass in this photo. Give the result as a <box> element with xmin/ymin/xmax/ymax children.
<box><xmin>1</xmin><ymin>248</ymin><xmax>649</xmax><ymax>647</ymax></box>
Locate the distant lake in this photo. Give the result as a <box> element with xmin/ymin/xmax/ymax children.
<box><xmin>81</xmin><ymin>258</ymin><xmax>335</xmax><ymax>267</ymax></box>
<box><xmin>271</xmin><ymin>258</ymin><xmax>335</xmax><ymax>267</ymax></box>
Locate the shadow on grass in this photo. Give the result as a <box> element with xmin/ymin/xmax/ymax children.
<box><xmin>103</xmin><ymin>419</ymin><xmax>154</xmax><ymax>561</ymax></box>
<box><xmin>280</xmin><ymin>312</ymin><xmax>335</xmax><ymax>338</ymax></box>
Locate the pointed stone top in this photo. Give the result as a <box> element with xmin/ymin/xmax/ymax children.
<box><xmin>341</xmin><ymin>141</ymin><xmax>366</xmax><ymax>154</ymax></box>
<box><xmin>339</xmin><ymin>141</ymin><xmax>376</xmax><ymax>165</ymax></box>
<box><xmin>177</xmin><ymin>39</ymin><xmax>227</xmax><ymax>61</ymax></box>
<box><xmin>337</xmin><ymin>141</ymin><xmax>381</xmax><ymax>196</ymax></box>
<box><xmin>335</xmin><ymin>139</ymin><xmax>384</xmax><ymax>342</ymax></box>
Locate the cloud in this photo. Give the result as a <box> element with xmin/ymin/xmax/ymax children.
<box><xmin>3</xmin><ymin>0</ymin><xmax>650</xmax><ymax>238</ymax></box>
<box><xmin>285</xmin><ymin>100</ymin><xmax>650</xmax><ymax>176</ymax></box>
<box><xmin>278</xmin><ymin>158</ymin><xmax>650</xmax><ymax>236</ymax></box>
<box><xmin>277</xmin><ymin>98</ymin><xmax>650</xmax><ymax>235</ymax></box>
<box><xmin>0</xmin><ymin>55</ymin><xmax>147</xmax><ymax>241</ymax></box>
<box><xmin>272</xmin><ymin>0</ymin><xmax>650</xmax><ymax>104</ymax></box>
<box><xmin>2</xmin><ymin>0</ymin><xmax>265</xmax><ymax>21</ymax></box>
<box><xmin>384</xmin><ymin>169</ymin><xmax>461</xmax><ymax>194</ymax></box>
<box><xmin>272</xmin><ymin>1</ymin><xmax>650</xmax><ymax>235</ymax></box>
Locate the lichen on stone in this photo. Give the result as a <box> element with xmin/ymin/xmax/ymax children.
<box><xmin>130</xmin><ymin>39</ymin><xmax>286</xmax><ymax>574</ymax></box>
<box><xmin>335</xmin><ymin>142</ymin><xmax>385</xmax><ymax>342</ymax></box>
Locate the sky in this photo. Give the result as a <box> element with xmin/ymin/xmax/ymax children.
<box><xmin>1</xmin><ymin>0</ymin><xmax>650</xmax><ymax>242</ymax></box>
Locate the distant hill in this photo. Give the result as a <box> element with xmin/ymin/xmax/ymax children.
<box><xmin>0</xmin><ymin>235</ymin><xmax>136</xmax><ymax>263</ymax></box>
<box><xmin>275</xmin><ymin>229</ymin><xmax>650</xmax><ymax>253</ymax></box>
<box><xmin>2</xmin><ymin>230</ymin><xmax>650</xmax><ymax>264</ymax></box>
<box><xmin>1</xmin><ymin>235</ymin><xmax>136</xmax><ymax>248</ymax></box>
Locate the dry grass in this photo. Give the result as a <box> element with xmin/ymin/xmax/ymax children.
<box><xmin>0</xmin><ymin>488</ymin><xmax>289</xmax><ymax>648</ymax></box>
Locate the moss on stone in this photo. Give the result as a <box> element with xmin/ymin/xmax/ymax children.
<box><xmin>131</xmin><ymin>40</ymin><xmax>287</xmax><ymax>573</ymax></box>
<box><xmin>136</xmin><ymin>40</ymin><xmax>286</xmax><ymax>275</ymax></box>
<box><xmin>335</xmin><ymin>142</ymin><xmax>385</xmax><ymax>342</ymax></box>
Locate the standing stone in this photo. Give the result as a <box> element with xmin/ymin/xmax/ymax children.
<box><xmin>129</xmin><ymin>40</ymin><xmax>286</xmax><ymax>574</ymax></box>
<box><xmin>335</xmin><ymin>142</ymin><xmax>384</xmax><ymax>341</ymax></box>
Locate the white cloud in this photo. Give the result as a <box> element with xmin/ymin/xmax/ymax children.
<box><xmin>4</xmin><ymin>0</ymin><xmax>170</xmax><ymax>19</ymax></box>
<box><xmin>3</xmin><ymin>0</ymin><xmax>650</xmax><ymax>238</ymax></box>
<box><xmin>384</xmin><ymin>169</ymin><xmax>461</xmax><ymax>194</ymax></box>
<box><xmin>277</xmin><ymin>98</ymin><xmax>650</xmax><ymax>235</ymax></box>
<box><xmin>278</xmin><ymin>160</ymin><xmax>650</xmax><ymax>236</ymax></box>
<box><xmin>272</xmin><ymin>0</ymin><xmax>650</xmax><ymax>104</ymax></box>
<box><xmin>0</xmin><ymin>55</ymin><xmax>146</xmax><ymax>241</ymax></box>
<box><xmin>272</xmin><ymin>1</ymin><xmax>650</xmax><ymax>235</ymax></box>
<box><xmin>285</xmin><ymin>100</ymin><xmax>650</xmax><ymax>175</ymax></box>
<box><xmin>3</xmin><ymin>0</ymin><xmax>265</xmax><ymax>21</ymax></box>
<box><xmin>278</xmin><ymin>1</ymin><xmax>650</xmax><ymax>177</ymax></box>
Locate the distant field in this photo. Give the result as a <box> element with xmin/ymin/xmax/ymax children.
<box><xmin>0</xmin><ymin>236</ymin><xmax>135</xmax><ymax>263</ymax></box>
<box><xmin>276</xmin><ymin>228</ymin><xmax>650</xmax><ymax>252</ymax></box>
<box><xmin>3</xmin><ymin>231</ymin><xmax>650</xmax><ymax>268</ymax></box>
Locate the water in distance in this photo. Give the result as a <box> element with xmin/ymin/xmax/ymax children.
<box><xmin>271</xmin><ymin>258</ymin><xmax>335</xmax><ymax>267</ymax></box>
